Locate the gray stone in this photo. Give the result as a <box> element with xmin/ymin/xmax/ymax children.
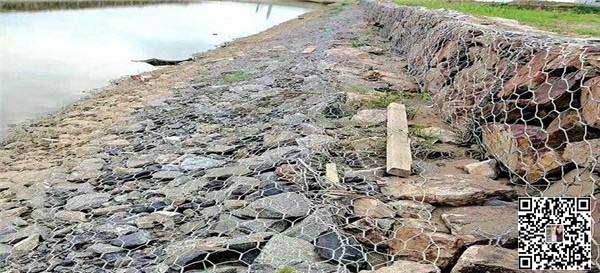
<box><xmin>164</xmin><ymin>232</ymin><xmax>273</xmax><ymax>266</ymax></box>
<box><xmin>180</xmin><ymin>156</ymin><xmax>226</xmax><ymax>171</ymax></box>
<box><xmin>315</xmin><ymin>231</ymin><xmax>367</xmax><ymax>268</ymax></box>
<box><xmin>0</xmin><ymin>225</ymin><xmax>49</xmax><ymax>244</ymax></box>
<box><xmin>296</xmin><ymin>134</ymin><xmax>336</xmax><ymax>150</ymax></box>
<box><xmin>67</xmin><ymin>158</ymin><xmax>105</xmax><ymax>182</ymax></box>
<box><xmin>152</xmin><ymin>171</ymin><xmax>182</xmax><ymax>180</ymax></box>
<box><xmin>204</xmin><ymin>166</ymin><xmax>251</xmax><ymax>179</ymax></box>
<box><xmin>91</xmin><ymin>204</ymin><xmax>132</xmax><ymax>216</ymax></box>
<box><xmin>178</xmin><ymin>220</ymin><xmax>206</xmax><ymax>235</ymax></box>
<box><xmin>0</xmin><ymin>243</ymin><xmax>11</xmax><ymax>262</ymax></box>
<box><xmin>126</xmin><ymin>155</ymin><xmax>154</xmax><ymax>168</ymax></box>
<box><xmin>12</xmin><ymin>234</ymin><xmax>40</xmax><ymax>257</ymax></box>
<box><xmin>238</xmin><ymin>146</ymin><xmax>302</xmax><ymax>170</ymax></box>
<box><xmin>65</xmin><ymin>192</ymin><xmax>111</xmax><ymax>211</ymax></box>
<box><xmin>253</xmin><ymin>234</ymin><xmax>319</xmax><ymax>269</ymax></box>
<box><xmin>232</xmin><ymin>192</ymin><xmax>312</xmax><ymax>219</ymax></box>
<box><xmin>155</xmin><ymin>154</ymin><xmax>180</xmax><ymax>165</ymax></box>
<box><xmin>280</xmin><ymin>113</ymin><xmax>309</xmax><ymax>126</ymax></box>
<box><xmin>110</xmin><ymin>231</ymin><xmax>153</xmax><ymax>248</ymax></box>
<box><xmin>212</xmin><ymin>214</ymin><xmax>287</xmax><ymax>235</ymax></box>
<box><xmin>55</xmin><ymin>210</ymin><xmax>87</xmax><ymax>222</ymax></box>
<box><xmin>88</xmin><ymin>243</ymin><xmax>124</xmax><ymax>255</ymax></box>
<box><xmin>206</xmin><ymin>144</ymin><xmax>238</xmax><ymax>154</ymax></box>
<box><xmin>159</xmin><ymin>176</ymin><xmax>208</xmax><ymax>199</ymax></box>
<box><xmin>94</xmin><ymin>224</ymin><xmax>138</xmax><ymax>236</ymax></box>
<box><xmin>135</xmin><ymin>212</ymin><xmax>179</xmax><ymax>229</ymax></box>
<box><xmin>263</xmin><ymin>131</ymin><xmax>300</xmax><ymax>147</ymax></box>
<box><xmin>283</xmin><ymin>208</ymin><xmax>335</xmax><ymax>242</ymax></box>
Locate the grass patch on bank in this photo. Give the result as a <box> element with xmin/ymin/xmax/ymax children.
<box><xmin>276</xmin><ymin>268</ymin><xmax>296</xmax><ymax>273</ymax></box>
<box><xmin>330</xmin><ymin>0</ymin><xmax>353</xmax><ymax>15</ymax></box>
<box><xmin>221</xmin><ymin>71</ymin><xmax>251</xmax><ymax>84</ymax></box>
<box><xmin>364</xmin><ymin>93</ymin><xmax>406</xmax><ymax>109</ymax></box>
<box><xmin>395</xmin><ymin>0</ymin><xmax>600</xmax><ymax>37</ymax></box>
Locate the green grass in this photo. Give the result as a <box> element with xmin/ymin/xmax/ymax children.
<box><xmin>276</xmin><ymin>268</ymin><xmax>296</xmax><ymax>273</ymax></box>
<box><xmin>331</xmin><ymin>0</ymin><xmax>353</xmax><ymax>15</ymax></box>
<box><xmin>363</xmin><ymin>93</ymin><xmax>406</xmax><ymax>109</ymax></box>
<box><xmin>419</xmin><ymin>91</ymin><xmax>432</xmax><ymax>103</ymax></box>
<box><xmin>351</xmin><ymin>40</ymin><xmax>369</xmax><ymax>48</ymax></box>
<box><xmin>395</xmin><ymin>0</ymin><xmax>600</xmax><ymax>37</ymax></box>
<box><xmin>221</xmin><ymin>71</ymin><xmax>251</xmax><ymax>84</ymax></box>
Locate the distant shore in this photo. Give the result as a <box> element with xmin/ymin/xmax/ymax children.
<box><xmin>0</xmin><ymin>0</ymin><xmax>331</xmax><ymax>11</ymax></box>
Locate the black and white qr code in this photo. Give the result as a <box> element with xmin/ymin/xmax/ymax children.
<box><xmin>518</xmin><ymin>197</ymin><xmax>592</xmax><ymax>270</ymax></box>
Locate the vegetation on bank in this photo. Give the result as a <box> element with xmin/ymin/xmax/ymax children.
<box><xmin>395</xmin><ymin>0</ymin><xmax>600</xmax><ymax>37</ymax></box>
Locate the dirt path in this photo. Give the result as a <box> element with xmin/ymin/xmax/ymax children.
<box><xmin>0</xmin><ymin>3</ymin><xmax>523</xmax><ymax>273</ymax></box>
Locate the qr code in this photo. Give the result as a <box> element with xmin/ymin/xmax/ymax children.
<box><xmin>518</xmin><ymin>197</ymin><xmax>592</xmax><ymax>270</ymax></box>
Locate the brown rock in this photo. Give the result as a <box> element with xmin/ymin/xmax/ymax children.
<box><xmin>441</xmin><ymin>205</ymin><xmax>517</xmax><ymax>244</ymax></box>
<box><xmin>418</xmin><ymin>127</ymin><xmax>458</xmax><ymax>144</ymax></box>
<box><xmin>302</xmin><ymin>46</ymin><xmax>316</xmax><ymax>54</ymax></box>
<box><xmin>562</xmin><ymin>138</ymin><xmax>600</xmax><ymax>169</ymax></box>
<box><xmin>389</xmin><ymin>200</ymin><xmax>435</xmax><ymax>219</ymax></box>
<box><xmin>462</xmin><ymin>159</ymin><xmax>498</xmax><ymax>179</ymax></box>
<box><xmin>55</xmin><ymin>210</ymin><xmax>88</xmax><ymax>223</ymax></box>
<box><xmin>359</xmin><ymin>260</ymin><xmax>440</xmax><ymax>273</ymax></box>
<box><xmin>389</xmin><ymin>227</ymin><xmax>466</xmax><ymax>268</ymax></box>
<box><xmin>351</xmin><ymin>109</ymin><xmax>387</xmax><ymax>126</ymax></box>
<box><xmin>482</xmin><ymin>123</ymin><xmax>566</xmax><ymax>183</ymax></box>
<box><xmin>451</xmin><ymin>245</ymin><xmax>519</xmax><ymax>273</ymax></box>
<box><xmin>498</xmin><ymin>47</ymin><xmax>562</xmax><ymax>98</ymax></box>
<box><xmin>381</xmin><ymin>174</ymin><xmax>514</xmax><ymax>206</ymax></box>
<box><xmin>581</xmin><ymin>76</ymin><xmax>600</xmax><ymax>129</ymax></box>
<box><xmin>353</xmin><ymin>197</ymin><xmax>396</xmax><ymax>219</ymax></box>
<box><xmin>362</xmin><ymin>46</ymin><xmax>385</xmax><ymax>55</ymax></box>
<box><xmin>546</xmin><ymin>109</ymin><xmax>599</xmax><ymax>148</ymax></box>
<box><xmin>543</xmin><ymin>168</ymin><xmax>598</xmax><ymax>197</ymax></box>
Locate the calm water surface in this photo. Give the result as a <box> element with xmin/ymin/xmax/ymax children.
<box><xmin>0</xmin><ymin>1</ymin><xmax>312</xmax><ymax>138</ymax></box>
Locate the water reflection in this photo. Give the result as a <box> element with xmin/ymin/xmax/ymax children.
<box><xmin>0</xmin><ymin>1</ymin><xmax>313</xmax><ymax>138</ymax></box>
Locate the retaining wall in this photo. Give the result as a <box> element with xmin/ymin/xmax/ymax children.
<box><xmin>365</xmin><ymin>0</ymin><xmax>600</xmax><ymax>186</ymax></box>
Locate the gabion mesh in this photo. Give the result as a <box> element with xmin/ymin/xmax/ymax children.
<box><xmin>0</xmin><ymin>1</ymin><xmax>598</xmax><ymax>273</ymax></box>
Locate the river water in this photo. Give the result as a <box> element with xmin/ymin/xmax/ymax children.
<box><xmin>0</xmin><ymin>1</ymin><xmax>313</xmax><ymax>138</ymax></box>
